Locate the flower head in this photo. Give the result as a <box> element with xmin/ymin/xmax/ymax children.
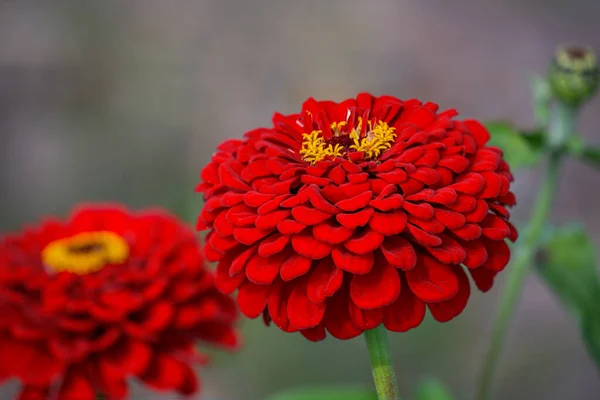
<box><xmin>197</xmin><ymin>93</ymin><xmax>518</xmax><ymax>341</ymax></box>
<box><xmin>0</xmin><ymin>205</ymin><xmax>239</xmax><ymax>399</ymax></box>
<box><xmin>548</xmin><ymin>44</ymin><xmax>599</xmax><ymax>106</ymax></box>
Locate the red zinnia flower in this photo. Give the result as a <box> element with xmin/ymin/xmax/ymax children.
<box><xmin>197</xmin><ymin>93</ymin><xmax>518</xmax><ymax>342</ymax></box>
<box><xmin>0</xmin><ymin>205</ymin><xmax>239</xmax><ymax>400</ymax></box>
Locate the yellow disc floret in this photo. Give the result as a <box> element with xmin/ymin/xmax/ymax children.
<box><xmin>299</xmin><ymin>130</ymin><xmax>344</xmax><ymax>165</ymax></box>
<box><xmin>349</xmin><ymin>121</ymin><xmax>397</xmax><ymax>160</ymax></box>
<box><xmin>42</xmin><ymin>231</ymin><xmax>129</xmax><ymax>275</ymax></box>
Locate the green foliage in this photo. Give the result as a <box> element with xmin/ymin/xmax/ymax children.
<box><xmin>413</xmin><ymin>378</ymin><xmax>454</xmax><ymax>400</ymax></box>
<box><xmin>484</xmin><ymin>122</ymin><xmax>544</xmax><ymax>170</ymax></box>
<box><xmin>266</xmin><ymin>387</ymin><xmax>377</xmax><ymax>400</ymax></box>
<box><xmin>535</xmin><ymin>225</ymin><xmax>600</xmax><ymax>369</ymax></box>
<box><xmin>571</xmin><ymin>143</ymin><xmax>600</xmax><ymax>171</ymax></box>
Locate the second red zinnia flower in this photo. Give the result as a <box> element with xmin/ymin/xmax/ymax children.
<box><xmin>0</xmin><ymin>205</ymin><xmax>239</xmax><ymax>399</ymax></box>
<box><xmin>197</xmin><ymin>93</ymin><xmax>518</xmax><ymax>342</ymax></box>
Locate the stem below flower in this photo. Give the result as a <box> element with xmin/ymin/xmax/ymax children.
<box><xmin>475</xmin><ymin>150</ymin><xmax>563</xmax><ymax>400</ymax></box>
<box><xmin>364</xmin><ymin>325</ymin><xmax>400</xmax><ymax>400</ymax></box>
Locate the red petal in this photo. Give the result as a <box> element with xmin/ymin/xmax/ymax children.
<box><xmin>482</xmin><ymin>239</ymin><xmax>510</xmax><ymax>271</ymax></box>
<box><xmin>369</xmin><ymin>211</ymin><xmax>407</xmax><ymax>235</ymax></box>
<box><xmin>307</xmin><ymin>258</ymin><xmax>344</xmax><ymax>303</ymax></box>
<box><xmin>405</xmin><ymin>256</ymin><xmax>459</xmax><ymax>302</ymax></box>
<box><xmin>230</xmin><ymin>247</ymin><xmax>255</xmax><ymax>276</ymax></box>
<box><xmin>430</xmin><ymin>188</ymin><xmax>458</xmax><ymax>205</ymax></box>
<box><xmin>332</xmin><ymin>247</ymin><xmax>374</xmax><ymax>274</ymax></box>
<box><xmin>0</xmin><ymin>337</ymin><xmax>62</xmax><ymax>386</ymax></box>
<box><xmin>287</xmin><ymin>279</ymin><xmax>326</xmax><ymax>329</ymax></box>
<box><xmin>460</xmin><ymin>239</ymin><xmax>488</xmax><ymax>269</ymax></box>
<box><xmin>426</xmin><ymin>235</ymin><xmax>466</xmax><ymax>264</ymax></box>
<box><xmin>237</xmin><ymin>281</ymin><xmax>270</xmax><ymax>318</ymax></box>
<box><xmin>267</xmin><ymin>280</ymin><xmax>294</xmax><ymax>332</ymax></box>
<box><xmin>479</xmin><ymin>172</ymin><xmax>503</xmax><ymax>198</ymax></box>
<box><xmin>464</xmin><ymin>119</ymin><xmax>491</xmax><ymax>147</ymax></box>
<box><xmin>481</xmin><ymin>214</ymin><xmax>510</xmax><ymax>240</ymax></box>
<box><xmin>291</xmin><ymin>233</ymin><xmax>333</xmax><ymax>259</ymax></box>
<box><xmin>336</xmin><ymin>207</ymin><xmax>374</xmax><ymax>229</ymax></box>
<box><xmin>370</xmin><ymin>194</ymin><xmax>404</xmax><ymax>212</ymax></box>
<box><xmin>277</xmin><ymin>219</ymin><xmax>306</xmax><ymax>235</ymax></box>
<box><xmin>438</xmin><ymin>155</ymin><xmax>469</xmax><ymax>173</ymax></box>
<box><xmin>348</xmin><ymin>302</ymin><xmax>384</xmax><ymax>331</ymax></box>
<box><xmin>216</xmin><ymin>258</ymin><xmax>244</xmax><ymax>294</ymax></box>
<box><xmin>233</xmin><ymin>227</ymin><xmax>272</xmax><ymax>245</ymax></box>
<box><xmin>335</xmin><ymin>191</ymin><xmax>373</xmax><ymax>212</ymax></box>
<box><xmin>471</xmin><ymin>148</ymin><xmax>501</xmax><ymax>172</ymax></box>
<box><xmin>219</xmin><ymin>163</ymin><xmax>251</xmax><ymax>191</ymax></box>
<box><xmin>300</xmin><ymin>324</ymin><xmax>327</xmax><ymax>342</ymax></box>
<box><xmin>428</xmin><ymin>265</ymin><xmax>471</xmax><ymax>322</ymax></box>
<box><xmin>256</xmin><ymin>210</ymin><xmax>291</xmax><ymax>229</ymax></box>
<box><xmin>407</xmin><ymin>224</ymin><xmax>442</xmax><ymax>246</ymax></box>
<box><xmin>246</xmin><ymin>252</ymin><xmax>286</xmax><ymax>284</ymax></box>
<box><xmin>344</xmin><ymin>229</ymin><xmax>384</xmax><ymax>255</ymax></box>
<box><xmin>448</xmin><ymin>194</ymin><xmax>477</xmax><ymax>213</ymax></box>
<box><xmin>324</xmin><ymin>288</ymin><xmax>363</xmax><ymax>340</ymax></box>
<box><xmin>213</xmin><ymin>212</ymin><xmax>234</xmax><ymax>237</ymax></box>
<box><xmin>469</xmin><ymin>267</ymin><xmax>497</xmax><ymax>292</ymax></box>
<box><xmin>450</xmin><ymin>172</ymin><xmax>485</xmax><ymax>195</ymax></box>
<box><xmin>383</xmin><ymin>277</ymin><xmax>426</xmax><ymax>332</ymax></box>
<box><xmin>220</xmin><ymin>191</ymin><xmax>245</xmax><ymax>206</ymax></box>
<box><xmin>292</xmin><ymin>205</ymin><xmax>332</xmax><ymax>225</ymax></box>
<box><xmin>380</xmin><ymin>236</ymin><xmax>417</xmax><ymax>270</ymax></box>
<box><xmin>243</xmin><ymin>192</ymin><xmax>276</xmax><ymax>207</ymax></box>
<box><xmin>58</xmin><ymin>369</ymin><xmax>95</xmax><ymax>400</ymax></box>
<box><xmin>451</xmin><ymin>224</ymin><xmax>482</xmax><ymax>241</ymax></box>
<box><xmin>98</xmin><ymin>338</ymin><xmax>153</xmax><ymax>378</ymax></box>
<box><xmin>140</xmin><ymin>354</ymin><xmax>187</xmax><ymax>392</ymax></box>
<box><xmin>341</xmin><ymin>181</ymin><xmax>371</xmax><ymax>198</ymax></box>
<box><xmin>306</xmin><ymin>185</ymin><xmax>340</xmax><ymax>214</ymax></box>
<box><xmin>258</xmin><ymin>234</ymin><xmax>290</xmax><ymax>257</ymax></box>
<box><xmin>403</xmin><ymin>201</ymin><xmax>434</xmax><ymax>219</ymax></box>
<box><xmin>434</xmin><ymin>208</ymin><xmax>466</xmax><ymax>229</ymax></box>
<box><xmin>350</xmin><ymin>262</ymin><xmax>401</xmax><ymax>309</ymax></box>
<box><xmin>378</xmin><ymin>169</ymin><xmax>408</xmax><ymax>184</ymax></box>
<box><xmin>258</xmin><ymin>194</ymin><xmax>290</xmax><ymax>215</ymax></box>
<box><xmin>313</xmin><ymin>220</ymin><xmax>354</xmax><ymax>244</ymax></box>
<box><xmin>280</xmin><ymin>254</ymin><xmax>312</xmax><ymax>281</ymax></box>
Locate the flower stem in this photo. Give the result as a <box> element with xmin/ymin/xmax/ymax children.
<box><xmin>364</xmin><ymin>325</ymin><xmax>400</xmax><ymax>400</ymax></box>
<box><xmin>475</xmin><ymin>116</ymin><xmax>569</xmax><ymax>399</ymax></box>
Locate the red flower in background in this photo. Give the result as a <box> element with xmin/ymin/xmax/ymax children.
<box><xmin>0</xmin><ymin>205</ymin><xmax>239</xmax><ymax>400</ymax></box>
<box><xmin>197</xmin><ymin>93</ymin><xmax>518</xmax><ymax>342</ymax></box>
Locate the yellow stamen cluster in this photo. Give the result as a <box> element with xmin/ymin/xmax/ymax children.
<box><xmin>41</xmin><ymin>231</ymin><xmax>129</xmax><ymax>275</ymax></box>
<box><xmin>299</xmin><ymin>120</ymin><xmax>397</xmax><ymax>165</ymax></box>
<box><xmin>349</xmin><ymin>121</ymin><xmax>397</xmax><ymax>159</ymax></box>
<box><xmin>299</xmin><ymin>130</ymin><xmax>344</xmax><ymax>165</ymax></box>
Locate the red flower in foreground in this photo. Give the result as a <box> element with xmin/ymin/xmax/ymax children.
<box><xmin>0</xmin><ymin>205</ymin><xmax>239</xmax><ymax>400</ymax></box>
<box><xmin>197</xmin><ymin>93</ymin><xmax>518</xmax><ymax>342</ymax></box>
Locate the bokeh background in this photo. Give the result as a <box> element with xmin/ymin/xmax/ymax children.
<box><xmin>1</xmin><ymin>0</ymin><xmax>600</xmax><ymax>399</ymax></box>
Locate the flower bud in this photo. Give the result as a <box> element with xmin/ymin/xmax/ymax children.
<box><xmin>548</xmin><ymin>45</ymin><xmax>599</xmax><ymax>106</ymax></box>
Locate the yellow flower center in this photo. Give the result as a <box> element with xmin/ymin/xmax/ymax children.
<box><xmin>299</xmin><ymin>118</ymin><xmax>396</xmax><ymax>165</ymax></box>
<box><xmin>41</xmin><ymin>231</ymin><xmax>129</xmax><ymax>275</ymax></box>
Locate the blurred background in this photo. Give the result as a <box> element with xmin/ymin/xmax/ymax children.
<box><xmin>1</xmin><ymin>0</ymin><xmax>600</xmax><ymax>399</ymax></box>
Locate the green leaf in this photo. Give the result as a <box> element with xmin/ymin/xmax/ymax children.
<box><xmin>484</xmin><ymin>122</ymin><xmax>544</xmax><ymax>170</ymax></box>
<box><xmin>266</xmin><ymin>387</ymin><xmax>377</xmax><ymax>400</ymax></box>
<box><xmin>582</xmin><ymin>305</ymin><xmax>600</xmax><ymax>368</ymax></box>
<box><xmin>536</xmin><ymin>224</ymin><xmax>600</xmax><ymax>314</ymax></box>
<box><xmin>413</xmin><ymin>378</ymin><xmax>454</xmax><ymax>400</ymax></box>
<box><xmin>573</xmin><ymin>144</ymin><xmax>600</xmax><ymax>170</ymax></box>
<box><xmin>535</xmin><ymin>224</ymin><xmax>600</xmax><ymax>371</ymax></box>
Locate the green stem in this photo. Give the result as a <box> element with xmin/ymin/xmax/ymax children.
<box><xmin>364</xmin><ymin>325</ymin><xmax>400</xmax><ymax>400</ymax></box>
<box><xmin>475</xmin><ymin>151</ymin><xmax>563</xmax><ymax>400</ymax></box>
<box><xmin>547</xmin><ymin>102</ymin><xmax>578</xmax><ymax>149</ymax></box>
